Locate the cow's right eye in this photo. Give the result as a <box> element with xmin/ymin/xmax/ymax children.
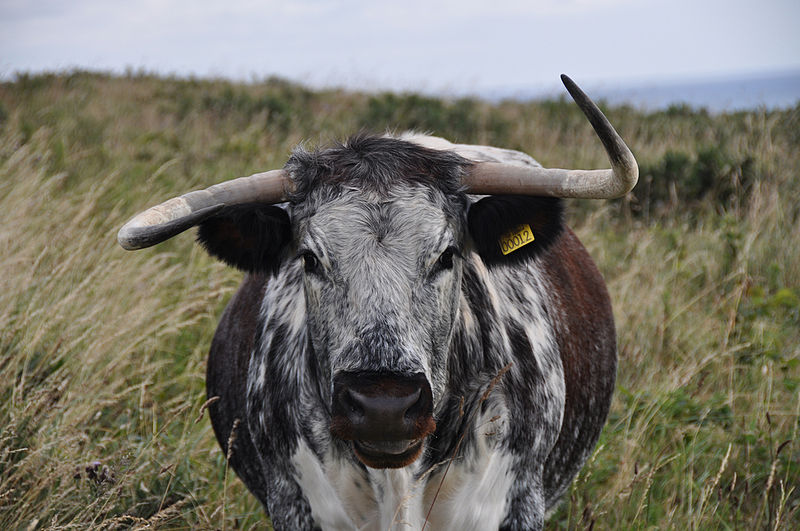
<box><xmin>301</xmin><ymin>251</ymin><xmax>320</xmax><ymax>274</ymax></box>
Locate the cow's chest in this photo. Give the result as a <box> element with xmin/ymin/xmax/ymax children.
<box><xmin>292</xmin><ymin>410</ymin><xmax>513</xmax><ymax>530</ymax></box>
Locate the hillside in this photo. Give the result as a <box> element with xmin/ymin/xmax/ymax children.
<box><xmin>0</xmin><ymin>71</ymin><xmax>798</xmax><ymax>529</ymax></box>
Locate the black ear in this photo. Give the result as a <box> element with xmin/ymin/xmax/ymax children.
<box><xmin>197</xmin><ymin>204</ymin><xmax>292</xmax><ymax>274</ymax></box>
<box><xmin>467</xmin><ymin>195</ymin><xmax>564</xmax><ymax>267</ymax></box>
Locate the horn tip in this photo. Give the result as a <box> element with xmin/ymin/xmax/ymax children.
<box><xmin>560</xmin><ymin>74</ymin><xmax>583</xmax><ymax>100</ymax></box>
<box><xmin>117</xmin><ymin>223</ymin><xmax>144</xmax><ymax>250</ymax></box>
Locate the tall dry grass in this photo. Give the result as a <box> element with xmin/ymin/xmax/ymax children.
<box><xmin>0</xmin><ymin>71</ymin><xmax>798</xmax><ymax>529</ymax></box>
<box><xmin>1</xmin><ymin>76</ymin><xmax>263</xmax><ymax>529</ymax></box>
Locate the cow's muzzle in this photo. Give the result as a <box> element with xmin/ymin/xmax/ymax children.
<box><xmin>330</xmin><ymin>371</ymin><xmax>436</xmax><ymax>469</ymax></box>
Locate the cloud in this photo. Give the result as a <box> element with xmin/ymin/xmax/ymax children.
<box><xmin>1</xmin><ymin>0</ymin><xmax>798</xmax><ymax>91</ymax></box>
<box><xmin>361</xmin><ymin>0</ymin><xmax>636</xmax><ymax>21</ymax></box>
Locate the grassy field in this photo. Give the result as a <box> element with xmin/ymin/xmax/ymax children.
<box><xmin>0</xmin><ymin>71</ymin><xmax>798</xmax><ymax>529</ymax></box>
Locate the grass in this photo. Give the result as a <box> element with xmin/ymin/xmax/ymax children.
<box><xmin>0</xmin><ymin>70</ymin><xmax>798</xmax><ymax>529</ymax></box>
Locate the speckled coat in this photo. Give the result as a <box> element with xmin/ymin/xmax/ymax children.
<box><xmin>203</xmin><ymin>134</ymin><xmax>617</xmax><ymax>530</ymax></box>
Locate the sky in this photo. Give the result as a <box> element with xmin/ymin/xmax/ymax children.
<box><xmin>2</xmin><ymin>0</ymin><xmax>799</xmax><ymax>97</ymax></box>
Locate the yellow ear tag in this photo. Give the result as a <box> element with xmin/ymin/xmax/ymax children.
<box><xmin>499</xmin><ymin>224</ymin><xmax>535</xmax><ymax>255</ymax></box>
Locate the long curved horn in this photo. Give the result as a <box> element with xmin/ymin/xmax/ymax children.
<box><xmin>117</xmin><ymin>169</ymin><xmax>291</xmax><ymax>250</ymax></box>
<box><xmin>463</xmin><ymin>74</ymin><xmax>638</xmax><ymax>199</ymax></box>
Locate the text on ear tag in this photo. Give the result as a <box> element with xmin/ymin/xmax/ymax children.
<box><xmin>499</xmin><ymin>224</ymin><xmax>535</xmax><ymax>255</ymax></box>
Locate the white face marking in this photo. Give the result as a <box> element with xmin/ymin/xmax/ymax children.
<box><xmin>296</xmin><ymin>183</ymin><xmax>463</xmax><ymax>401</ymax></box>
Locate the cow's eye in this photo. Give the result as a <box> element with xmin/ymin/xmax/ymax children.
<box><xmin>435</xmin><ymin>247</ymin><xmax>458</xmax><ymax>272</ymax></box>
<box><xmin>301</xmin><ymin>251</ymin><xmax>320</xmax><ymax>274</ymax></box>
<box><xmin>438</xmin><ymin>249</ymin><xmax>454</xmax><ymax>270</ymax></box>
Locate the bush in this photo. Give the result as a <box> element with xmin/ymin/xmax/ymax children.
<box><xmin>632</xmin><ymin>146</ymin><xmax>755</xmax><ymax>219</ymax></box>
<box><xmin>358</xmin><ymin>93</ymin><xmax>510</xmax><ymax>144</ymax></box>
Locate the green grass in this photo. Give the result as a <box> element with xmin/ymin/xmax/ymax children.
<box><xmin>1</xmin><ymin>70</ymin><xmax>798</xmax><ymax>529</ymax></box>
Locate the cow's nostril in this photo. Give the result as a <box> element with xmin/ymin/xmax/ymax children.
<box><xmin>403</xmin><ymin>389</ymin><xmax>425</xmax><ymax>419</ymax></box>
<box><xmin>343</xmin><ymin>389</ymin><xmax>365</xmax><ymax>416</ymax></box>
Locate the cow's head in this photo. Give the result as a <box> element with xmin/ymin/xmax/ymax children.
<box><xmin>282</xmin><ymin>138</ymin><xmax>469</xmax><ymax>468</ymax></box>
<box><xmin>195</xmin><ymin>135</ymin><xmax>571</xmax><ymax>467</ymax></box>
<box><xmin>117</xmin><ymin>76</ymin><xmax>637</xmax><ymax>469</ymax></box>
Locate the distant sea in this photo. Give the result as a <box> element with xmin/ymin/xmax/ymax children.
<box><xmin>486</xmin><ymin>70</ymin><xmax>800</xmax><ymax>113</ymax></box>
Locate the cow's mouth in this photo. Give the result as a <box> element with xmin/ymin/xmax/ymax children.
<box><xmin>330</xmin><ymin>371</ymin><xmax>436</xmax><ymax>468</ymax></box>
<box><xmin>352</xmin><ymin>438</ymin><xmax>425</xmax><ymax>468</ymax></box>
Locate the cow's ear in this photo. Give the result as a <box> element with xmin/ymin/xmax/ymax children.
<box><xmin>197</xmin><ymin>204</ymin><xmax>292</xmax><ymax>274</ymax></box>
<box><xmin>467</xmin><ymin>195</ymin><xmax>564</xmax><ymax>267</ymax></box>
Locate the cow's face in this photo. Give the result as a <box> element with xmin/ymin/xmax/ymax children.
<box><xmin>293</xmin><ymin>182</ymin><xmax>465</xmax><ymax>468</ymax></box>
<box><xmin>196</xmin><ymin>135</ymin><xmax>564</xmax><ymax>469</ymax></box>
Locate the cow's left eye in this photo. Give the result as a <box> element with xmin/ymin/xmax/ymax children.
<box><xmin>301</xmin><ymin>251</ymin><xmax>321</xmax><ymax>274</ymax></box>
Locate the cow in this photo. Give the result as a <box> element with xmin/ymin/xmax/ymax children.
<box><xmin>117</xmin><ymin>75</ymin><xmax>638</xmax><ymax>530</ymax></box>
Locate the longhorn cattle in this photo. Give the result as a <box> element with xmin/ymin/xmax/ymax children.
<box><xmin>118</xmin><ymin>75</ymin><xmax>638</xmax><ymax>530</ymax></box>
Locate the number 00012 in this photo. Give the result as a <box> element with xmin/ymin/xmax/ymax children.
<box><xmin>499</xmin><ymin>224</ymin><xmax>535</xmax><ymax>255</ymax></box>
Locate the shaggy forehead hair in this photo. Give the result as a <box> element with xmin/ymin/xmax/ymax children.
<box><xmin>285</xmin><ymin>134</ymin><xmax>471</xmax><ymax>211</ymax></box>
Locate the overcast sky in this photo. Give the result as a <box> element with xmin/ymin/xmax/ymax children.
<box><xmin>2</xmin><ymin>0</ymin><xmax>799</xmax><ymax>95</ymax></box>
